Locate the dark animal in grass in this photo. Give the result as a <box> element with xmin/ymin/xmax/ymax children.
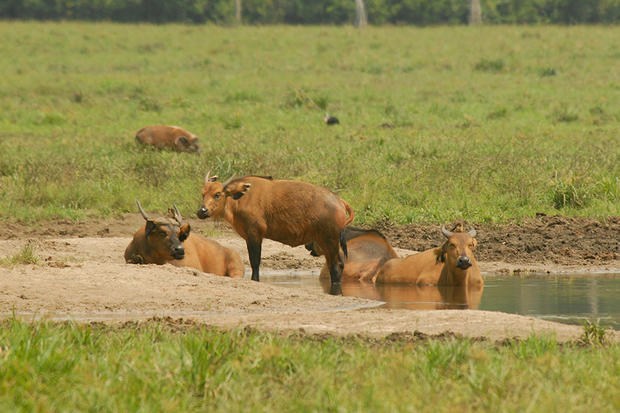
<box><xmin>135</xmin><ymin>125</ymin><xmax>201</xmax><ymax>153</ymax></box>
<box><xmin>324</xmin><ymin>113</ymin><xmax>339</xmax><ymax>125</ymax></box>
<box><xmin>306</xmin><ymin>227</ymin><xmax>398</xmax><ymax>282</ymax></box>
<box><xmin>197</xmin><ymin>173</ymin><xmax>354</xmax><ymax>294</ymax></box>
<box><xmin>125</xmin><ymin>201</ymin><xmax>243</xmax><ymax>277</ymax></box>
<box><xmin>374</xmin><ymin>226</ymin><xmax>482</xmax><ymax>287</ymax></box>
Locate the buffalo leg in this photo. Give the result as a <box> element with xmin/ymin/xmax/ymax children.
<box><xmin>323</xmin><ymin>240</ymin><xmax>343</xmax><ymax>295</ymax></box>
<box><xmin>327</xmin><ymin>259</ymin><xmax>343</xmax><ymax>295</ymax></box>
<box><xmin>247</xmin><ymin>238</ymin><xmax>262</xmax><ymax>282</ymax></box>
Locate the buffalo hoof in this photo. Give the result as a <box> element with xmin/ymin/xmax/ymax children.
<box><xmin>329</xmin><ymin>283</ymin><xmax>343</xmax><ymax>296</ymax></box>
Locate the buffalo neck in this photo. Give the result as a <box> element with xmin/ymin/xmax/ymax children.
<box><xmin>438</xmin><ymin>265</ymin><xmax>482</xmax><ymax>287</ymax></box>
<box><xmin>222</xmin><ymin>197</ymin><xmax>238</xmax><ymax>225</ymax></box>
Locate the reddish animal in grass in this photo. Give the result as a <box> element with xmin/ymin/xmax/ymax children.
<box><xmin>197</xmin><ymin>173</ymin><xmax>354</xmax><ymax>293</ymax></box>
<box><xmin>135</xmin><ymin>125</ymin><xmax>201</xmax><ymax>152</ymax></box>
<box><xmin>307</xmin><ymin>227</ymin><xmax>398</xmax><ymax>282</ymax></box>
<box><xmin>124</xmin><ymin>201</ymin><xmax>243</xmax><ymax>277</ymax></box>
<box><xmin>374</xmin><ymin>226</ymin><xmax>482</xmax><ymax>287</ymax></box>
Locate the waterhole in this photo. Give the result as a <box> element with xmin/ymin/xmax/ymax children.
<box><xmin>262</xmin><ymin>273</ymin><xmax>620</xmax><ymax>330</ymax></box>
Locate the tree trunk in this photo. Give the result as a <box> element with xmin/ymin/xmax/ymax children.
<box><xmin>354</xmin><ymin>0</ymin><xmax>367</xmax><ymax>28</ymax></box>
<box><xmin>469</xmin><ymin>0</ymin><xmax>482</xmax><ymax>25</ymax></box>
<box><xmin>235</xmin><ymin>0</ymin><xmax>242</xmax><ymax>23</ymax></box>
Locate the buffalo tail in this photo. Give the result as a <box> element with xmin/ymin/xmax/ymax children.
<box><xmin>340</xmin><ymin>229</ymin><xmax>348</xmax><ymax>259</ymax></box>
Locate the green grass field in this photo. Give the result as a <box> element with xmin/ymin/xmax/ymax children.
<box><xmin>0</xmin><ymin>318</ymin><xmax>617</xmax><ymax>412</ymax></box>
<box><xmin>0</xmin><ymin>23</ymin><xmax>618</xmax><ymax>224</ymax></box>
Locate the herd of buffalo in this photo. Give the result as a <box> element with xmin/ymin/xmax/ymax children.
<box><xmin>126</xmin><ymin>125</ymin><xmax>482</xmax><ymax>295</ymax></box>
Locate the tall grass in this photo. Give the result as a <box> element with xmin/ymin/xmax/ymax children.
<box><xmin>0</xmin><ymin>242</ymin><xmax>39</xmax><ymax>268</ymax></box>
<box><xmin>0</xmin><ymin>23</ymin><xmax>618</xmax><ymax>224</ymax></box>
<box><xmin>0</xmin><ymin>319</ymin><xmax>618</xmax><ymax>412</ymax></box>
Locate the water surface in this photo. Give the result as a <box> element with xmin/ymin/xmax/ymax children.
<box><xmin>262</xmin><ymin>273</ymin><xmax>620</xmax><ymax>330</ymax></box>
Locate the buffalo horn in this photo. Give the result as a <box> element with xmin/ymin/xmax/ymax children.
<box><xmin>205</xmin><ymin>171</ymin><xmax>218</xmax><ymax>183</ymax></box>
<box><xmin>136</xmin><ymin>200</ymin><xmax>150</xmax><ymax>221</ymax></box>
<box><xmin>172</xmin><ymin>204</ymin><xmax>183</xmax><ymax>224</ymax></box>
<box><xmin>441</xmin><ymin>225</ymin><xmax>453</xmax><ymax>238</ymax></box>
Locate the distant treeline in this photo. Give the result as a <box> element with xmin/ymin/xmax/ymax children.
<box><xmin>2</xmin><ymin>0</ymin><xmax>620</xmax><ymax>25</ymax></box>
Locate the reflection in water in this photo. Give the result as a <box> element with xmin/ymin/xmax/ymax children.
<box><xmin>319</xmin><ymin>279</ymin><xmax>483</xmax><ymax>309</ymax></box>
<box><xmin>264</xmin><ymin>272</ymin><xmax>620</xmax><ymax>329</ymax></box>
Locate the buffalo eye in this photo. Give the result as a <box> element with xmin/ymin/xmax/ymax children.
<box><xmin>214</xmin><ymin>192</ymin><xmax>222</xmax><ymax>199</ymax></box>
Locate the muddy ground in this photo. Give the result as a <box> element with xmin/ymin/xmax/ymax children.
<box><xmin>1</xmin><ymin>215</ymin><xmax>618</xmax><ymax>342</ymax></box>
<box><xmin>376</xmin><ymin>215</ymin><xmax>620</xmax><ymax>267</ymax></box>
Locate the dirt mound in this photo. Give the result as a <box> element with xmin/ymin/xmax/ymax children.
<box><xmin>0</xmin><ymin>214</ymin><xmax>157</xmax><ymax>239</ymax></box>
<box><xmin>376</xmin><ymin>215</ymin><xmax>620</xmax><ymax>266</ymax></box>
<box><xmin>2</xmin><ymin>215</ymin><xmax>618</xmax><ymax>267</ymax></box>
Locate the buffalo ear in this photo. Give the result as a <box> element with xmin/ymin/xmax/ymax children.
<box><xmin>176</xmin><ymin>136</ymin><xmax>191</xmax><ymax>147</ymax></box>
<box><xmin>226</xmin><ymin>182</ymin><xmax>252</xmax><ymax>200</ymax></box>
<box><xmin>145</xmin><ymin>220</ymin><xmax>156</xmax><ymax>237</ymax></box>
<box><xmin>179</xmin><ymin>223</ymin><xmax>190</xmax><ymax>242</ymax></box>
<box><xmin>435</xmin><ymin>245</ymin><xmax>446</xmax><ymax>264</ymax></box>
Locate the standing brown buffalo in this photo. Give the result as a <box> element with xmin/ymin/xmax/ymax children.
<box><xmin>374</xmin><ymin>226</ymin><xmax>482</xmax><ymax>287</ymax></box>
<box><xmin>197</xmin><ymin>173</ymin><xmax>354</xmax><ymax>293</ymax></box>
<box><xmin>307</xmin><ymin>227</ymin><xmax>398</xmax><ymax>282</ymax></box>
<box><xmin>135</xmin><ymin>125</ymin><xmax>201</xmax><ymax>152</ymax></box>
<box><xmin>125</xmin><ymin>201</ymin><xmax>243</xmax><ymax>277</ymax></box>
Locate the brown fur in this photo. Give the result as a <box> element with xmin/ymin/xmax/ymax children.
<box><xmin>135</xmin><ymin>125</ymin><xmax>201</xmax><ymax>153</ymax></box>
<box><xmin>374</xmin><ymin>230</ymin><xmax>482</xmax><ymax>287</ymax></box>
<box><xmin>124</xmin><ymin>206</ymin><xmax>243</xmax><ymax>277</ymax></box>
<box><xmin>197</xmin><ymin>174</ymin><xmax>354</xmax><ymax>290</ymax></box>
<box><xmin>314</xmin><ymin>227</ymin><xmax>398</xmax><ymax>282</ymax></box>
